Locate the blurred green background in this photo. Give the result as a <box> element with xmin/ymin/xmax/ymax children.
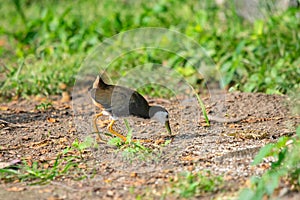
<box><xmin>0</xmin><ymin>0</ymin><xmax>299</xmax><ymax>100</ymax></box>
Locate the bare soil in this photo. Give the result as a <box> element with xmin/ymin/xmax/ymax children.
<box><xmin>0</xmin><ymin>91</ymin><xmax>299</xmax><ymax>200</ymax></box>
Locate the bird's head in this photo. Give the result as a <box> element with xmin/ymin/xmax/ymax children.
<box><xmin>149</xmin><ymin>106</ymin><xmax>172</xmax><ymax>134</ymax></box>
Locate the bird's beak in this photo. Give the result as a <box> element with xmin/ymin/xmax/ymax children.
<box><xmin>165</xmin><ymin>120</ymin><xmax>172</xmax><ymax>135</ymax></box>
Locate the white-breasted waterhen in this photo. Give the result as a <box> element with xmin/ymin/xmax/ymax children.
<box><xmin>90</xmin><ymin>75</ymin><xmax>172</xmax><ymax>142</ymax></box>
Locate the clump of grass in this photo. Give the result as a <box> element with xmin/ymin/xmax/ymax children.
<box><xmin>107</xmin><ymin>119</ymin><xmax>154</xmax><ymax>161</ymax></box>
<box><xmin>107</xmin><ymin>119</ymin><xmax>172</xmax><ymax>163</ymax></box>
<box><xmin>239</xmin><ymin>125</ymin><xmax>300</xmax><ymax>199</ymax></box>
<box><xmin>0</xmin><ymin>137</ymin><xmax>96</xmax><ymax>184</ymax></box>
<box><xmin>0</xmin><ymin>151</ymin><xmax>77</xmax><ymax>184</ymax></box>
<box><xmin>35</xmin><ymin>102</ymin><xmax>53</xmax><ymax>111</ymax></box>
<box><xmin>168</xmin><ymin>171</ymin><xmax>224</xmax><ymax>198</ymax></box>
<box><xmin>71</xmin><ymin>136</ymin><xmax>98</xmax><ymax>159</ymax></box>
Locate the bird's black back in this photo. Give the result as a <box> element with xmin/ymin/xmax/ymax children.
<box><xmin>91</xmin><ymin>83</ymin><xmax>150</xmax><ymax>119</ymax></box>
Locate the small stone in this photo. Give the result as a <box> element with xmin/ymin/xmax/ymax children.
<box><xmin>107</xmin><ymin>190</ymin><xmax>114</xmax><ymax>196</ymax></box>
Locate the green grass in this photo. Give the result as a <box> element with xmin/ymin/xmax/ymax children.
<box><xmin>0</xmin><ymin>0</ymin><xmax>299</xmax><ymax>100</ymax></box>
<box><xmin>0</xmin><ymin>150</ymin><xmax>78</xmax><ymax>184</ymax></box>
<box><xmin>0</xmin><ymin>137</ymin><xmax>96</xmax><ymax>184</ymax></box>
<box><xmin>35</xmin><ymin>101</ymin><xmax>53</xmax><ymax>111</ymax></box>
<box><xmin>167</xmin><ymin>171</ymin><xmax>224</xmax><ymax>198</ymax></box>
<box><xmin>1</xmin><ymin>1</ymin><xmax>299</xmax><ymax>196</ymax></box>
<box><xmin>71</xmin><ymin>136</ymin><xmax>98</xmax><ymax>159</ymax></box>
<box><xmin>107</xmin><ymin>119</ymin><xmax>170</xmax><ymax>162</ymax></box>
<box><xmin>239</xmin><ymin>125</ymin><xmax>300</xmax><ymax>200</ymax></box>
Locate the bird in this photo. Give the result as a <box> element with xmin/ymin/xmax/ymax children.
<box><xmin>90</xmin><ymin>75</ymin><xmax>172</xmax><ymax>142</ymax></box>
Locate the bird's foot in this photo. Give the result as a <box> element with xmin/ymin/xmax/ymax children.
<box><xmin>96</xmin><ymin>120</ymin><xmax>111</xmax><ymax>128</ymax></box>
<box><xmin>96</xmin><ymin>135</ymin><xmax>107</xmax><ymax>143</ymax></box>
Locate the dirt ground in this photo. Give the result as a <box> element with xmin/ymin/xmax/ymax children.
<box><xmin>0</xmin><ymin>91</ymin><xmax>299</xmax><ymax>200</ymax></box>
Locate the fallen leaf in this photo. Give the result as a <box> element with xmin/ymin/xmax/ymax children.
<box><xmin>78</xmin><ymin>164</ymin><xmax>86</xmax><ymax>169</ymax></box>
<box><xmin>6</xmin><ymin>187</ymin><xmax>26</xmax><ymax>192</ymax></box>
<box><xmin>22</xmin><ymin>136</ymin><xmax>31</xmax><ymax>141</ymax></box>
<box><xmin>130</xmin><ymin>172</ymin><xmax>137</xmax><ymax>177</ymax></box>
<box><xmin>59</xmin><ymin>137</ymin><xmax>68</xmax><ymax>144</ymax></box>
<box><xmin>228</xmin><ymin>124</ymin><xmax>242</xmax><ymax>128</ymax></box>
<box><xmin>61</xmin><ymin>91</ymin><xmax>71</xmax><ymax>103</ymax></box>
<box><xmin>47</xmin><ymin>117</ymin><xmax>57</xmax><ymax>123</ymax></box>
<box><xmin>104</xmin><ymin>179</ymin><xmax>112</xmax><ymax>183</ymax></box>
<box><xmin>43</xmin><ymin>163</ymin><xmax>49</xmax><ymax>169</ymax></box>
<box><xmin>0</xmin><ymin>106</ymin><xmax>9</xmax><ymax>111</ymax></box>
<box><xmin>181</xmin><ymin>155</ymin><xmax>198</xmax><ymax>161</ymax></box>
<box><xmin>200</xmin><ymin>122</ymin><xmax>210</xmax><ymax>127</ymax></box>
<box><xmin>187</xmin><ymin>165</ymin><xmax>194</xmax><ymax>171</ymax></box>
<box><xmin>34</xmin><ymin>96</ymin><xmax>47</xmax><ymax>102</ymax></box>
<box><xmin>13</xmin><ymin>179</ymin><xmax>20</xmax><ymax>184</ymax></box>
<box><xmin>38</xmin><ymin>189</ymin><xmax>52</xmax><ymax>193</ymax></box>
<box><xmin>30</xmin><ymin>140</ymin><xmax>50</xmax><ymax>149</ymax></box>
<box><xmin>155</xmin><ymin>138</ymin><xmax>165</xmax><ymax>145</ymax></box>
<box><xmin>12</xmin><ymin>96</ymin><xmax>19</xmax><ymax>101</ymax></box>
<box><xmin>27</xmin><ymin>159</ymin><xmax>33</xmax><ymax>167</ymax></box>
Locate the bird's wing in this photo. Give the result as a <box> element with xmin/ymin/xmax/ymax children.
<box><xmin>90</xmin><ymin>85</ymin><xmax>131</xmax><ymax>113</ymax></box>
<box><xmin>90</xmin><ymin>88</ymin><xmax>112</xmax><ymax>110</ymax></box>
<box><xmin>110</xmin><ymin>86</ymin><xmax>134</xmax><ymax>116</ymax></box>
<box><xmin>128</xmin><ymin>91</ymin><xmax>150</xmax><ymax>118</ymax></box>
<box><xmin>90</xmin><ymin>85</ymin><xmax>150</xmax><ymax>118</ymax></box>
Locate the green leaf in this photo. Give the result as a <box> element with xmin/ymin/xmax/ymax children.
<box><xmin>0</xmin><ymin>169</ymin><xmax>20</xmax><ymax>175</ymax></box>
<box><xmin>195</xmin><ymin>93</ymin><xmax>210</xmax><ymax>126</ymax></box>
<box><xmin>108</xmin><ymin>137</ymin><xmax>122</xmax><ymax>147</ymax></box>
<box><xmin>252</xmin><ymin>144</ymin><xmax>274</xmax><ymax>165</ymax></box>
<box><xmin>276</xmin><ymin>136</ymin><xmax>289</xmax><ymax>148</ymax></box>
<box><xmin>78</xmin><ymin>136</ymin><xmax>94</xmax><ymax>150</ymax></box>
<box><xmin>264</xmin><ymin>172</ymin><xmax>280</xmax><ymax>195</ymax></box>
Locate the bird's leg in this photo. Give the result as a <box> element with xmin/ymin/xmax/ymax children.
<box><xmin>93</xmin><ymin>112</ymin><xmax>106</xmax><ymax>142</ymax></box>
<box><xmin>93</xmin><ymin>112</ymin><xmax>103</xmax><ymax>130</ymax></box>
<box><xmin>104</xmin><ymin>119</ymin><xmax>156</xmax><ymax>144</ymax></box>
<box><xmin>107</xmin><ymin>120</ymin><xmax>127</xmax><ymax>142</ymax></box>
